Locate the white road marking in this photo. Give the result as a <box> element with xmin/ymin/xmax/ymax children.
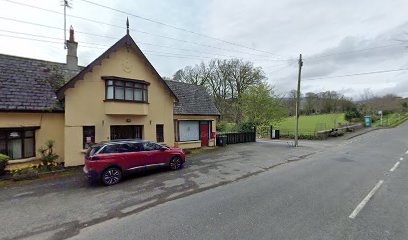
<box><xmin>400</xmin><ymin>157</ymin><xmax>404</xmax><ymax>161</ymax></box>
<box><xmin>349</xmin><ymin>180</ymin><xmax>384</xmax><ymax>219</ymax></box>
<box><xmin>406</xmin><ymin>150</ymin><xmax>408</xmax><ymax>154</ymax></box>
<box><xmin>13</xmin><ymin>191</ymin><xmax>34</xmax><ymax>198</ymax></box>
<box><xmin>390</xmin><ymin>162</ymin><xmax>400</xmax><ymax>172</ymax></box>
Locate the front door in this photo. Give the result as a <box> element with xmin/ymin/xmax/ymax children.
<box><xmin>200</xmin><ymin>122</ymin><xmax>209</xmax><ymax>147</ymax></box>
<box><xmin>110</xmin><ymin>125</ymin><xmax>143</xmax><ymax>140</ymax></box>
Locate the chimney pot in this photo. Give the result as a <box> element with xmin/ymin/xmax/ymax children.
<box><xmin>69</xmin><ymin>25</ymin><xmax>75</xmax><ymax>42</ymax></box>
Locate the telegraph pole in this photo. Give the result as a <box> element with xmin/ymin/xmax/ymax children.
<box><xmin>295</xmin><ymin>54</ymin><xmax>303</xmax><ymax>147</ymax></box>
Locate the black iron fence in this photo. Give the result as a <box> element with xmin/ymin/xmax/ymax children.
<box><xmin>216</xmin><ymin>131</ymin><xmax>256</xmax><ymax>145</ymax></box>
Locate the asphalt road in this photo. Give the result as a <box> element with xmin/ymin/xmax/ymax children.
<box><xmin>1</xmin><ymin>133</ymin><xmax>325</xmax><ymax>240</ymax></box>
<box><xmin>69</xmin><ymin>123</ymin><xmax>408</xmax><ymax>240</ymax></box>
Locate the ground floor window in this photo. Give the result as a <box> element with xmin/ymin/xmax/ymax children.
<box><xmin>178</xmin><ymin>121</ymin><xmax>200</xmax><ymax>142</ymax></box>
<box><xmin>156</xmin><ymin>124</ymin><xmax>164</xmax><ymax>143</ymax></box>
<box><xmin>83</xmin><ymin>126</ymin><xmax>95</xmax><ymax>149</ymax></box>
<box><xmin>0</xmin><ymin>128</ymin><xmax>36</xmax><ymax>160</ymax></box>
<box><xmin>110</xmin><ymin>125</ymin><xmax>143</xmax><ymax>140</ymax></box>
<box><xmin>175</xmin><ymin>120</ymin><xmax>213</xmax><ymax>146</ymax></box>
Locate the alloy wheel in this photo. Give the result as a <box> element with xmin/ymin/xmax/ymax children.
<box><xmin>170</xmin><ymin>157</ymin><xmax>182</xmax><ymax>170</ymax></box>
<box><xmin>102</xmin><ymin>168</ymin><xmax>122</xmax><ymax>185</ymax></box>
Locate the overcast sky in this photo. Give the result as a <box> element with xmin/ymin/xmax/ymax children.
<box><xmin>1</xmin><ymin>0</ymin><xmax>408</xmax><ymax>99</ymax></box>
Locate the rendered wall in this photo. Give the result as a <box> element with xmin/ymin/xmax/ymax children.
<box><xmin>0</xmin><ymin>112</ymin><xmax>65</xmax><ymax>163</ymax></box>
<box><xmin>63</xmin><ymin>46</ymin><xmax>176</xmax><ymax>166</ymax></box>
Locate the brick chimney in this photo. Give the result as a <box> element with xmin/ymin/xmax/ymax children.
<box><xmin>66</xmin><ymin>26</ymin><xmax>78</xmax><ymax>71</ymax></box>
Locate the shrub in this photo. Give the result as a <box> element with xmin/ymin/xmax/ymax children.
<box><xmin>238</xmin><ymin>122</ymin><xmax>256</xmax><ymax>133</ymax></box>
<box><xmin>38</xmin><ymin>140</ymin><xmax>59</xmax><ymax>167</ymax></box>
<box><xmin>0</xmin><ymin>154</ymin><xmax>9</xmax><ymax>176</ymax></box>
<box><xmin>345</xmin><ymin>110</ymin><xmax>362</xmax><ymax>122</ymax></box>
<box><xmin>216</xmin><ymin>122</ymin><xmax>228</xmax><ymax>132</ymax></box>
<box><xmin>0</xmin><ymin>154</ymin><xmax>9</xmax><ymax>165</ymax></box>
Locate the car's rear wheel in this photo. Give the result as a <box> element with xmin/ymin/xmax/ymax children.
<box><xmin>169</xmin><ymin>156</ymin><xmax>183</xmax><ymax>170</ymax></box>
<box><xmin>101</xmin><ymin>167</ymin><xmax>122</xmax><ymax>185</ymax></box>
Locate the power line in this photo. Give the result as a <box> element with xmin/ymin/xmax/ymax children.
<box><xmin>0</xmin><ymin>33</ymin><xmax>252</xmax><ymax>61</ymax></box>
<box><xmin>0</xmin><ymin>33</ymin><xmax>63</xmax><ymax>44</ymax></box>
<box><xmin>0</xmin><ymin>29</ymin><xmax>62</xmax><ymax>41</ymax></box>
<box><xmin>266</xmin><ymin>64</ymin><xmax>293</xmax><ymax>75</ymax></box>
<box><xmin>1</xmin><ymin>0</ymin><xmax>289</xmax><ymax>60</ymax></box>
<box><xmin>0</xmin><ymin>15</ymin><xmax>291</xmax><ymax>62</ymax></box>
<box><xmin>0</xmin><ymin>33</ymin><xmax>203</xmax><ymax>60</ymax></box>
<box><xmin>304</xmin><ymin>43</ymin><xmax>407</xmax><ymax>61</ymax></box>
<box><xmin>303</xmin><ymin>67</ymin><xmax>408</xmax><ymax>81</ymax></box>
<box><xmin>0</xmin><ymin>29</ymin><xmax>290</xmax><ymax>62</ymax></box>
<box><xmin>77</xmin><ymin>0</ymin><xmax>285</xmax><ymax>57</ymax></box>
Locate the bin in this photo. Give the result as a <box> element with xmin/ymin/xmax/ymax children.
<box><xmin>216</xmin><ymin>135</ymin><xmax>227</xmax><ymax>146</ymax></box>
<box><xmin>271</xmin><ymin>130</ymin><xmax>280</xmax><ymax>139</ymax></box>
<box><xmin>364</xmin><ymin>116</ymin><xmax>372</xmax><ymax>127</ymax></box>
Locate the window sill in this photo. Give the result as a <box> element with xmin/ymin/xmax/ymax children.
<box><xmin>8</xmin><ymin>157</ymin><xmax>37</xmax><ymax>164</ymax></box>
<box><xmin>176</xmin><ymin>140</ymin><xmax>201</xmax><ymax>143</ymax></box>
<box><xmin>104</xmin><ymin>99</ymin><xmax>149</xmax><ymax>104</ymax></box>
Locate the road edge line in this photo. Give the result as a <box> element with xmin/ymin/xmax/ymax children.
<box><xmin>349</xmin><ymin>180</ymin><xmax>384</xmax><ymax>219</ymax></box>
<box><xmin>390</xmin><ymin>162</ymin><xmax>400</xmax><ymax>172</ymax></box>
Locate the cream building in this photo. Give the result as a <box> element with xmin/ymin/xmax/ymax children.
<box><xmin>0</xmin><ymin>27</ymin><xmax>219</xmax><ymax>167</ymax></box>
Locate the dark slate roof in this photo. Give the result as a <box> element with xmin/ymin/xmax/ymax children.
<box><xmin>0</xmin><ymin>54</ymin><xmax>81</xmax><ymax>112</ymax></box>
<box><xmin>0</xmin><ymin>51</ymin><xmax>218</xmax><ymax>116</ymax></box>
<box><xmin>165</xmin><ymin>80</ymin><xmax>220</xmax><ymax>116</ymax></box>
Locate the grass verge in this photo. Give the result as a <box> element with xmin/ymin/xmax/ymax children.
<box><xmin>0</xmin><ymin>167</ymin><xmax>82</xmax><ymax>189</ymax></box>
<box><xmin>184</xmin><ymin>147</ymin><xmax>220</xmax><ymax>157</ymax></box>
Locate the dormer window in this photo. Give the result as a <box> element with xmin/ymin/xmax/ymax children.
<box><xmin>103</xmin><ymin>76</ymin><xmax>149</xmax><ymax>103</ymax></box>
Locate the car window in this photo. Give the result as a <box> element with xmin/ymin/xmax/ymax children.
<box><xmin>86</xmin><ymin>145</ymin><xmax>103</xmax><ymax>158</ymax></box>
<box><xmin>102</xmin><ymin>144</ymin><xmax>122</xmax><ymax>154</ymax></box>
<box><xmin>118</xmin><ymin>144</ymin><xmax>133</xmax><ymax>153</ymax></box>
<box><xmin>128</xmin><ymin>143</ymin><xmax>143</xmax><ymax>152</ymax></box>
<box><xmin>142</xmin><ymin>142</ymin><xmax>161</xmax><ymax>151</ymax></box>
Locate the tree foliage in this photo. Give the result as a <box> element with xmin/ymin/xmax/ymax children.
<box><xmin>240</xmin><ymin>83</ymin><xmax>286</xmax><ymax>127</ymax></box>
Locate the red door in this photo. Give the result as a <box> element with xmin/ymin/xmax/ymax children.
<box><xmin>200</xmin><ymin>123</ymin><xmax>209</xmax><ymax>147</ymax></box>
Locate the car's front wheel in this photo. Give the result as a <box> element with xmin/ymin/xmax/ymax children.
<box><xmin>101</xmin><ymin>167</ymin><xmax>122</xmax><ymax>185</ymax></box>
<box><xmin>169</xmin><ymin>156</ymin><xmax>183</xmax><ymax>170</ymax></box>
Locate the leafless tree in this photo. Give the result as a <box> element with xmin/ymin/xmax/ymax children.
<box><xmin>173</xmin><ymin>59</ymin><xmax>266</xmax><ymax>123</ymax></box>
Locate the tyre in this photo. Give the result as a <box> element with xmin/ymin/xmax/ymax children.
<box><xmin>101</xmin><ymin>167</ymin><xmax>122</xmax><ymax>185</ymax></box>
<box><xmin>169</xmin><ymin>156</ymin><xmax>183</xmax><ymax>170</ymax></box>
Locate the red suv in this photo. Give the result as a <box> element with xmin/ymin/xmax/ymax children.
<box><xmin>83</xmin><ymin>140</ymin><xmax>185</xmax><ymax>185</ymax></box>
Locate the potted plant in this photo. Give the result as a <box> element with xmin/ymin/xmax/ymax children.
<box><xmin>0</xmin><ymin>154</ymin><xmax>10</xmax><ymax>176</ymax></box>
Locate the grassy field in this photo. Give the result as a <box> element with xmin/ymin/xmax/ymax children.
<box><xmin>274</xmin><ymin>113</ymin><xmax>347</xmax><ymax>135</ymax></box>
